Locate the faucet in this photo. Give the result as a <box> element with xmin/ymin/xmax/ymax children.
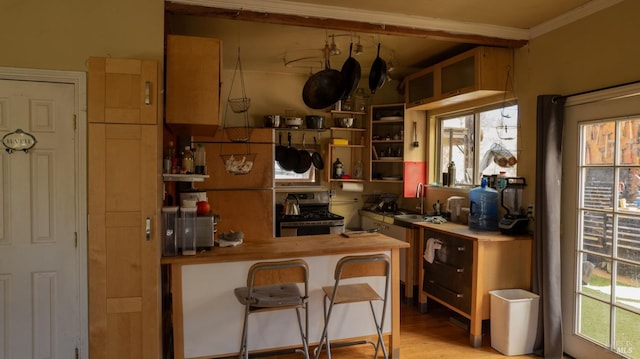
<box><xmin>416</xmin><ymin>182</ymin><xmax>424</xmax><ymax>215</ymax></box>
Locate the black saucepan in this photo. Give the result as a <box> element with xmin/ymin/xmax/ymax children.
<box><xmin>280</xmin><ymin>132</ymin><xmax>300</xmax><ymax>171</ymax></box>
<box><xmin>369</xmin><ymin>43</ymin><xmax>387</xmax><ymax>94</ymax></box>
<box><xmin>340</xmin><ymin>43</ymin><xmax>361</xmax><ymax>100</ymax></box>
<box><xmin>311</xmin><ymin>136</ymin><xmax>324</xmax><ymax>170</ymax></box>
<box><xmin>294</xmin><ymin>134</ymin><xmax>312</xmax><ymax>173</ymax></box>
<box><xmin>302</xmin><ymin>45</ymin><xmax>346</xmax><ymax>110</ymax></box>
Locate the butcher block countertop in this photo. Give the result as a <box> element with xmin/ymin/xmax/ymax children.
<box><xmin>412</xmin><ymin>221</ymin><xmax>532</xmax><ymax>241</ymax></box>
<box><xmin>160</xmin><ymin>233</ymin><xmax>410</xmax><ymax>265</ymax></box>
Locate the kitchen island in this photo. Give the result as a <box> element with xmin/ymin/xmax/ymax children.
<box><xmin>413</xmin><ymin>221</ymin><xmax>532</xmax><ymax>348</ymax></box>
<box><xmin>161</xmin><ymin>233</ymin><xmax>409</xmax><ymax>359</ymax></box>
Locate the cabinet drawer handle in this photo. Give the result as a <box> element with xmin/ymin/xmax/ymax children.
<box><xmin>145</xmin><ymin>217</ymin><xmax>151</xmax><ymax>240</ymax></box>
<box><xmin>144</xmin><ymin>81</ymin><xmax>151</xmax><ymax>105</ymax></box>
<box><xmin>433</xmin><ymin>259</ymin><xmax>464</xmax><ymax>273</ymax></box>
<box><xmin>427</xmin><ymin>280</ymin><xmax>463</xmax><ymax>298</ymax></box>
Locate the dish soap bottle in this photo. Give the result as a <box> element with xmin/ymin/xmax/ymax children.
<box><xmin>332</xmin><ymin>158</ymin><xmax>344</xmax><ymax>179</ymax></box>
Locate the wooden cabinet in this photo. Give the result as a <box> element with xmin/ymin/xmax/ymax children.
<box><xmin>361</xmin><ymin>215</ymin><xmax>417</xmax><ymax>303</ymax></box>
<box><xmin>369</xmin><ymin>104</ymin><xmax>426</xmax><ymax>197</ymax></box>
<box><xmin>165</xmin><ymin>34</ymin><xmax>222</xmax><ymax>135</ymax></box>
<box><xmin>418</xmin><ymin>226</ymin><xmax>531</xmax><ymax>348</ymax></box>
<box><xmin>405</xmin><ymin>46</ymin><xmax>513</xmax><ymax>110</ymax></box>
<box><xmin>326</xmin><ymin>110</ymin><xmax>367</xmax><ymax>182</ymax></box>
<box><xmin>88</xmin><ymin>57</ymin><xmax>161</xmax><ymax>359</ymax></box>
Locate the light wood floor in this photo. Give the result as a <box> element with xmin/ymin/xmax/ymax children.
<box><xmin>230</xmin><ymin>298</ymin><xmax>543</xmax><ymax>358</ymax></box>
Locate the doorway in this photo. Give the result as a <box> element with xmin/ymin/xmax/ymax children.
<box><xmin>0</xmin><ymin>67</ymin><xmax>87</xmax><ymax>358</ymax></box>
<box><xmin>563</xmin><ymin>83</ymin><xmax>640</xmax><ymax>359</ymax></box>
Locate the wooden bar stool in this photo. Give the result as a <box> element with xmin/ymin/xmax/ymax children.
<box><xmin>234</xmin><ymin>259</ymin><xmax>310</xmax><ymax>359</ymax></box>
<box><xmin>314</xmin><ymin>254</ymin><xmax>391</xmax><ymax>359</ymax></box>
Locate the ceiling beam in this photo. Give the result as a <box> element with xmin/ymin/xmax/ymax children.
<box><xmin>165</xmin><ymin>2</ymin><xmax>528</xmax><ymax>48</ymax></box>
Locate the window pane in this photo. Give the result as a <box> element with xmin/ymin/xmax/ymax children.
<box><xmin>581</xmin><ymin>210</ymin><xmax>613</xmax><ymax>255</ymax></box>
<box><xmin>578</xmin><ymin>294</ymin><xmax>611</xmax><ymax>347</ymax></box>
<box><xmin>617</xmin><ymin>118</ymin><xmax>640</xmax><ymax>166</ymax></box>
<box><xmin>441</xmin><ymin>115</ymin><xmax>473</xmax><ymax>185</ymax></box>
<box><xmin>614</xmin><ymin>261</ymin><xmax>640</xmax><ymax>312</ymax></box>
<box><xmin>478</xmin><ymin>105</ymin><xmax>518</xmax><ymax>179</ymax></box>
<box><xmin>617</xmin><ymin>215</ymin><xmax>640</xmax><ymax>262</ymax></box>
<box><xmin>581</xmin><ymin>253</ymin><xmax>612</xmax><ymax>302</ymax></box>
<box><xmin>584</xmin><ymin>120</ymin><xmax>616</xmax><ymax>165</ymax></box>
<box><xmin>618</xmin><ymin>167</ymin><xmax>640</xmax><ymax>210</ymax></box>
<box><xmin>614</xmin><ymin>307</ymin><xmax>640</xmax><ymax>358</ymax></box>
<box><xmin>583</xmin><ymin>167</ymin><xmax>614</xmax><ymax>210</ymax></box>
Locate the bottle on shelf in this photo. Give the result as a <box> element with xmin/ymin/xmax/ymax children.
<box><xmin>332</xmin><ymin>158</ymin><xmax>344</xmax><ymax>179</ymax></box>
<box><xmin>182</xmin><ymin>146</ymin><xmax>195</xmax><ymax>174</ymax></box>
<box><xmin>195</xmin><ymin>143</ymin><xmax>206</xmax><ymax>175</ymax></box>
<box><xmin>164</xmin><ymin>141</ymin><xmax>175</xmax><ymax>174</ymax></box>
<box><xmin>354</xmin><ymin>160</ymin><xmax>363</xmax><ymax>179</ymax></box>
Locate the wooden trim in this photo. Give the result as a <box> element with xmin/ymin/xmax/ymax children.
<box><xmin>390</xmin><ymin>248</ymin><xmax>401</xmax><ymax>358</ymax></box>
<box><xmin>172</xmin><ymin>264</ymin><xmax>185</xmax><ymax>359</ymax></box>
<box><xmin>165</xmin><ymin>3</ymin><xmax>528</xmax><ymax>48</ymax></box>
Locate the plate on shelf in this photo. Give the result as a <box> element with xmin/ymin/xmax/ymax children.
<box><xmin>381</xmin><ymin>176</ymin><xmax>402</xmax><ymax>181</ymax></box>
<box><xmin>379</xmin><ymin>156</ymin><xmax>402</xmax><ymax>160</ymax></box>
<box><xmin>378</xmin><ymin>116</ymin><xmax>403</xmax><ymax>121</ymax></box>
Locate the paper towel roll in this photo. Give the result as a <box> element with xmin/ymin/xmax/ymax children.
<box><xmin>340</xmin><ymin>182</ymin><xmax>364</xmax><ymax>192</ymax></box>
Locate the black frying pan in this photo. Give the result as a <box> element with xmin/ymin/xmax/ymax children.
<box><xmin>294</xmin><ymin>134</ymin><xmax>312</xmax><ymax>173</ymax></box>
<box><xmin>280</xmin><ymin>132</ymin><xmax>300</xmax><ymax>171</ymax></box>
<box><xmin>311</xmin><ymin>136</ymin><xmax>324</xmax><ymax>170</ymax></box>
<box><xmin>276</xmin><ymin>132</ymin><xmax>287</xmax><ymax>166</ymax></box>
<box><xmin>340</xmin><ymin>43</ymin><xmax>361</xmax><ymax>100</ymax></box>
<box><xmin>302</xmin><ymin>45</ymin><xmax>346</xmax><ymax>110</ymax></box>
<box><xmin>369</xmin><ymin>43</ymin><xmax>387</xmax><ymax>94</ymax></box>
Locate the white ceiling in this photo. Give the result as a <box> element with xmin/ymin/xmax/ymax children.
<box><xmin>166</xmin><ymin>0</ymin><xmax>622</xmax><ymax>81</ymax></box>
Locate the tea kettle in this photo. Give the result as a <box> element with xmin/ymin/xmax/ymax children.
<box><xmin>283</xmin><ymin>194</ymin><xmax>300</xmax><ymax>216</ymax></box>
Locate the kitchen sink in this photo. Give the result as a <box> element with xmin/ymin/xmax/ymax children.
<box><xmin>393</xmin><ymin>214</ymin><xmax>427</xmax><ymax>228</ymax></box>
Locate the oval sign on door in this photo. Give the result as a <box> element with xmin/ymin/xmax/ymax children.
<box><xmin>2</xmin><ymin>128</ymin><xmax>37</xmax><ymax>153</ymax></box>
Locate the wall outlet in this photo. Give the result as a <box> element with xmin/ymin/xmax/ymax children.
<box><xmin>527</xmin><ymin>204</ymin><xmax>534</xmax><ymax>217</ymax></box>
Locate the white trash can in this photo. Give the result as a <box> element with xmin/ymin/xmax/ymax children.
<box><xmin>489</xmin><ymin>289</ymin><xmax>539</xmax><ymax>356</ymax></box>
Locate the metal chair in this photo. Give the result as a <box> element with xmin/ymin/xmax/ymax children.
<box><xmin>314</xmin><ymin>253</ymin><xmax>391</xmax><ymax>359</ymax></box>
<box><xmin>234</xmin><ymin>259</ymin><xmax>310</xmax><ymax>359</ymax></box>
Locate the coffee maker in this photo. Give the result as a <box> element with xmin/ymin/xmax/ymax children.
<box><xmin>498</xmin><ymin>177</ymin><xmax>529</xmax><ymax>234</ymax></box>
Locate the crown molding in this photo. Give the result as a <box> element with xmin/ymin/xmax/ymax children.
<box><xmin>530</xmin><ymin>0</ymin><xmax>624</xmax><ymax>39</ymax></box>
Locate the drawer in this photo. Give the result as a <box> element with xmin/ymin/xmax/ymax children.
<box><xmin>423</xmin><ymin>229</ymin><xmax>472</xmax><ymax>268</ymax></box>
<box><xmin>422</xmin><ymin>229</ymin><xmax>473</xmax><ymax>314</ymax></box>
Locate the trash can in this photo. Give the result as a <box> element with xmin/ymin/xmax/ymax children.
<box><xmin>489</xmin><ymin>289</ymin><xmax>539</xmax><ymax>356</ymax></box>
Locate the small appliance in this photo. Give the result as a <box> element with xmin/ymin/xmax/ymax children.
<box><xmin>498</xmin><ymin>177</ymin><xmax>528</xmax><ymax>234</ymax></box>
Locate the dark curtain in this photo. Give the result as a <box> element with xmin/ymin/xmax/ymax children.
<box><xmin>533</xmin><ymin>95</ymin><xmax>565</xmax><ymax>358</ymax></box>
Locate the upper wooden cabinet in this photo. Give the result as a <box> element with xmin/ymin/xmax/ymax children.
<box><xmin>405</xmin><ymin>46</ymin><xmax>513</xmax><ymax>111</ymax></box>
<box><xmin>165</xmin><ymin>34</ymin><xmax>222</xmax><ymax>135</ymax></box>
<box><xmin>88</xmin><ymin>57</ymin><xmax>159</xmax><ymax>124</ymax></box>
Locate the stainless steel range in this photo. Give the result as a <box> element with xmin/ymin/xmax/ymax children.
<box><xmin>275</xmin><ymin>191</ymin><xmax>345</xmax><ymax>237</ymax></box>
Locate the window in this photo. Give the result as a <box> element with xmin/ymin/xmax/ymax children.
<box><xmin>437</xmin><ymin>103</ymin><xmax>518</xmax><ymax>186</ymax></box>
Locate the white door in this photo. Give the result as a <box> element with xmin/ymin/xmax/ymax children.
<box><xmin>563</xmin><ymin>84</ymin><xmax>640</xmax><ymax>359</ymax></box>
<box><xmin>0</xmin><ymin>79</ymin><xmax>80</xmax><ymax>358</ymax></box>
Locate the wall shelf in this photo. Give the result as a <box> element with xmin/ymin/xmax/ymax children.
<box><xmin>162</xmin><ymin>174</ymin><xmax>209</xmax><ymax>182</ymax></box>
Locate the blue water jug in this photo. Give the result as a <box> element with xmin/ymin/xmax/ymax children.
<box><xmin>468</xmin><ymin>177</ymin><xmax>499</xmax><ymax>230</ymax></box>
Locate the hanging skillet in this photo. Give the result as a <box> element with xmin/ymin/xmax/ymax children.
<box><xmin>302</xmin><ymin>44</ymin><xmax>346</xmax><ymax>110</ymax></box>
<box><xmin>368</xmin><ymin>43</ymin><xmax>387</xmax><ymax>94</ymax></box>
<box><xmin>280</xmin><ymin>132</ymin><xmax>300</xmax><ymax>171</ymax></box>
<box><xmin>294</xmin><ymin>134</ymin><xmax>313</xmax><ymax>173</ymax></box>
<box><xmin>311</xmin><ymin>136</ymin><xmax>324</xmax><ymax>170</ymax></box>
<box><xmin>340</xmin><ymin>42</ymin><xmax>361</xmax><ymax>100</ymax></box>
<box><xmin>276</xmin><ymin>132</ymin><xmax>287</xmax><ymax>167</ymax></box>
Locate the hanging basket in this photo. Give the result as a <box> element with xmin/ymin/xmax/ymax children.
<box><xmin>220</xmin><ymin>153</ymin><xmax>257</xmax><ymax>175</ymax></box>
<box><xmin>223</xmin><ymin>47</ymin><xmax>252</xmax><ymax>142</ymax></box>
<box><xmin>224</xmin><ymin>126</ymin><xmax>252</xmax><ymax>143</ymax></box>
<box><xmin>228</xmin><ymin>97</ymin><xmax>251</xmax><ymax>114</ymax></box>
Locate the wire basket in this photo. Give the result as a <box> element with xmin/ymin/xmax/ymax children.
<box><xmin>228</xmin><ymin>97</ymin><xmax>251</xmax><ymax>113</ymax></box>
<box><xmin>220</xmin><ymin>153</ymin><xmax>257</xmax><ymax>175</ymax></box>
<box><xmin>224</xmin><ymin>126</ymin><xmax>252</xmax><ymax>142</ymax></box>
